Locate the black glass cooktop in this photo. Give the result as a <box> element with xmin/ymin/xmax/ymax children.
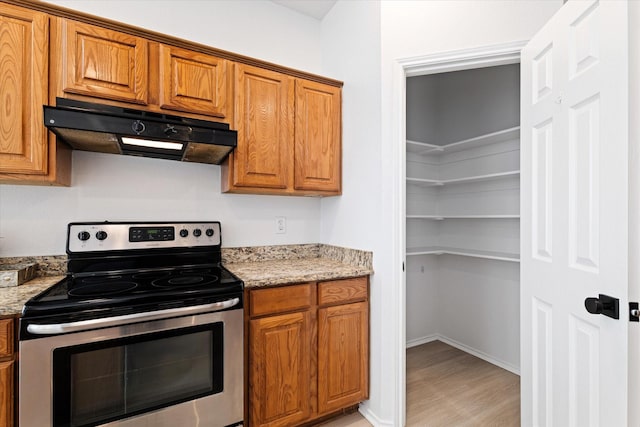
<box><xmin>23</xmin><ymin>265</ymin><xmax>243</xmax><ymax>318</ymax></box>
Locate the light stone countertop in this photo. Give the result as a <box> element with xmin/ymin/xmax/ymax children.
<box><xmin>225</xmin><ymin>257</ymin><xmax>373</xmax><ymax>288</ymax></box>
<box><xmin>0</xmin><ymin>275</ymin><xmax>64</xmax><ymax>317</ymax></box>
<box><xmin>0</xmin><ymin>244</ymin><xmax>373</xmax><ymax>315</ymax></box>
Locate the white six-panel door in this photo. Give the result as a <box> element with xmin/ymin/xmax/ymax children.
<box><xmin>521</xmin><ymin>1</ymin><xmax>629</xmax><ymax>426</ymax></box>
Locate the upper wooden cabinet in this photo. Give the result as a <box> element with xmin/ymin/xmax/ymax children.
<box><xmin>228</xmin><ymin>64</ymin><xmax>294</xmax><ymax>190</ymax></box>
<box><xmin>51</xmin><ymin>18</ymin><xmax>231</xmax><ymax>122</ymax></box>
<box><xmin>158</xmin><ymin>45</ymin><xmax>229</xmax><ymax>119</ymax></box>
<box><xmin>0</xmin><ymin>0</ymin><xmax>340</xmax><ymax>188</ymax></box>
<box><xmin>0</xmin><ymin>3</ymin><xmax>70</xmax><ymax>185</ymax></box>
<box><xmin>294</xmin><ymin>79</ymin><xmax>341</xmax><ymax>193</ymax></box>
<box><xmin>56</xmin><ymin>19</ymin><xmax>149</xmax><ymax>105</ymax></box>
<box><xmin>222</xmin><ymin>70</ymin><xmax>341</xmax><ymax>196</ymax></box>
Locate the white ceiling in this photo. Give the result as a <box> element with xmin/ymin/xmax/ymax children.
<box><xmin>271</xmin><ymin>0</ymin><xmax>338</xmax><ymax>20</ymax></box>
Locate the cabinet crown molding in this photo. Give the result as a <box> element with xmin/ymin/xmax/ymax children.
<box><xmin>2</xmin><ymin>0</ymin><xmax>343</xmax><ymax>88</ymax></box>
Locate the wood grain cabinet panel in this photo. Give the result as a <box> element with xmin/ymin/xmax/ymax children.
<box><xmin>0</xmin><ymin>320</ymin><xmax>13</xmax><ymax>358</ymax></box>
<box><xmin>230</xmin><ymin>64</ymin><xmax>293</xmax><ymax>189</ymax></box>
<box><xmin>0</xmin><ymin>318</ymin><xmax>14</xmax><ymax>427</ymax></box>
<box><xmin>158</xmin><ymin>45</ymin><xmax>229</xmax><ymax>118</ymax></box>
<box><xmin>294</xmin><ymin>79</ymin><xmax>341</xmax><ymax>193</ymax></box>
<box><xmin>250</xmin><ymin>311</ymin><xmax>311</xmax><ymax>427</ymax></box>
<box><xmin>0</xmin><ymin>361</ymin><xmax>13</xmax><ymax>427</ymax></box>
<box><xmin>223</xmin><ymin>74</ymin><xmax>341</xmax><ymax>196</ymax></box>
<box><xmin>317</xmin><ymin>301</ymin><xmax>368</xmax><ymax>415</ymax></box>
<box><xmin>250</xmin><ymin>283</ymin><xmax>311</xmax><ymax>318</ymax></box>
<box><xmin>57</xmin><ymin>19</ymin><xmax>148</xmax><ymax>104</ymax></box>
<box><xmin>0</xmin><ymin>4</ymin><xmax>48</xmax><ymax>175</ymax></box>
<box><xmin>318</xmin><ymin>277</ymin><xmax>368</xmax><ymax>306</ymax></box>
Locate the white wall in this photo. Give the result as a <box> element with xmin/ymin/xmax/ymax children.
<box><xmin>319</xmin><ymin>1</ymin><xmax>562</xmax><ymax>425</ymax></box>
<box><xmin>318</xmin><ymin>1</ymin><xmax>387</xmax><ymax>424</ymax></box>
<box><xmin>437</xmin><ymin>256</ymin><xmax>520</xmax><ymax>371</ymax></box>
<box><xmin>405</xmin><ymin>255</ymin><xmax>439</xmax><ymax>346</ymax></box>
<box><xmin>0</xmin><ymin>0</ymin><xmax>326</xmax><ymax>256</ymax></box>
<box><xmin>384</xmin><ymin>1</ymin><xmax>562</xmax><ymax>425</ymax></box>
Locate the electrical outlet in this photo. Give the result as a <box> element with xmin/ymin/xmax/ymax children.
<box><xmin>275</xmin><ymin>217</ymin><xmax>286</xmax><ymax>234</ymax></box>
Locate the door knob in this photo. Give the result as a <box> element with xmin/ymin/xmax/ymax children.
<box><xmin>584</xmin><ymin>294</ymin><xmax>619</xmax><ymax>319</ymax></box>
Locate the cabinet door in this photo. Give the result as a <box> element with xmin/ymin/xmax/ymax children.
<box><xmin>318</xmin><ymin>301</ymin><xmax>368</xmax><ymax>414</ymax></box>
<box><xmin>232</xmin><ymin>64</ymin><xmax>293</xmax><ymax>189</ymax></box>
<box><xmin>158</xmin><ymin>45</ymin><xmax>229</xmax><ymax>118</ymax></box>
<box><xmin>294</xmin><ymin>79</ymin><xmax>341</xmax><ymax>193</ymax></box>
<box><xmin>0</xmin><ymin>361</ymin><xmax>13</xmax><ymax>427</ymax></box>
<box><xmin>250</xmin><ymin>311</ymin><xmax>311</xmax><ymax>427</ymax></box>
<box><xmin>0</xmin><ymin>5</ymin><xmax>48</xmax><ymax>175</ymax></box>
<box><xmin>58</xmin><ymin>19</ymin><xmax>148</xmax><ymax>104</ymax></box>
<box><xmin>0</xmin><ymin>320</ymin><xmax>13</xmax><ymax>359</ymax></box>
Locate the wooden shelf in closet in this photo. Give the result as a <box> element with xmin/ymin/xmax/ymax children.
<box><xmin>406</xmin><ymin>126</ymin><xmax>520</xmax><ymax>156</ymax></box>
<box><xmin>406</xmin><ymin>246</ymin><xmax>519</xmax><ymax>263</ymax></box>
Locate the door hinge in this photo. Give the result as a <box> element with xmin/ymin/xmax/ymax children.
<box><xmin>402</xmin><ymin>262</ymin><xmax>405</xmax><ymax>272</ymax></box>
<box><xmin>630</xmin><ymin>302</ymin><xmax>639</xmax><ymax>322</ymax></box>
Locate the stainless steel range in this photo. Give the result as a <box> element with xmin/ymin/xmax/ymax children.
<box><xmin>19</xmin><ymin>221</ymin><xmax>244</xmax><ymax>427</ymax></box>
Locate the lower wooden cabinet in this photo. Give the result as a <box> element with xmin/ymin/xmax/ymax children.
<box><xmin>0</xmin><ymin>361</ymin><xmax>13</xmax><ymax>427</ymax></box>
<box><xmin>318</xmin><ymin>301</ymin><xmax>368</xmax><ymax>415</ymax></box>
<box><xmin>247</xmin><ymin>277</ymin><xmax>369</xmax><ymax>427</ymax></box>
<box><xmin>0</xmin><ymin>318</ymin><xmax>15</xmax><ymax>427</ymax></box>
<box><xmin>250</xmin><ymin>312</ymin><xmax>311</xmax><ymax>427</ymax></box>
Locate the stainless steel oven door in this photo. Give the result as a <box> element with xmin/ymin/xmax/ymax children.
<box><xmin>19</xmin><ymin>305</ymin><xmax>243</xmax><ymax>427</ymax></box>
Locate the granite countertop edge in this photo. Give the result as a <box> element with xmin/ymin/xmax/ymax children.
<box><xmin>0</xmin><ymin>275</ymin><xmax>65</xmax><ymax>317</ymax></box>
<box><xmin>225</xmin><ymin>257</ymin><xmax>374</xmax><ymax>289</ymax></box>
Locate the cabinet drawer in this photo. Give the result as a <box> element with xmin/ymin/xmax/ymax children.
<box><xmin>0</xmin><ymin>319</ymin><xmax>13</xmax><ymax>358</ymax></box>
<box><xmin>318</xmin><ymin>277</ymin><xmax>368</xmax><ymax>306</ymax></box>
<box><xmin>250</xmin><ymin>284</ymin><xmax>312</xmax><ymax>318</ymax></box>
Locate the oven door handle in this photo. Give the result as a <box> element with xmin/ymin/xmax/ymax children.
<box><xmin>26</xmin><ymin>297</ymin><xmax>241</xmax><ymax>335</ymax></box>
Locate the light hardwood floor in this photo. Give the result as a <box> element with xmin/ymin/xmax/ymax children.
<box><xmin>320</xmin><ymin>340</ymin><xmax>520</xmax><ymax>427</ymax></box>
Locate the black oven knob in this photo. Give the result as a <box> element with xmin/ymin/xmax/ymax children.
<box><xmin>206</xmin><ymin>228</ymin><xmax>214</xmax><ymax>237</ymax></box>
<box><xmin>193</xmin><ymin>229</ymin><xmax>202</xmax><ymax>237</ymax></box>
<box><xmin>96</xmin><ymin>230</ymin><xmax>108</xmax><ymax>241</ymax></box>
<box><xmin>179</xmin><ymin>229</ymin><xmax>189</xmax><ymax>238</ymax></box>
<box><xmin>78</xmin><ymin>231</ymin><xmax>91</xmax><ymax>241</ymax></box>
<box><xmin>132</xmin><ymin>120</ymin><xmax>145</xmax><ymax>134</ymax></box>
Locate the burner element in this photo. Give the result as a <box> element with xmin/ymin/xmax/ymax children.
<box><xmin>169</xmin><ymin>276</ymin><xmax>205</xmax><ymax>285</ymax></box>
<box><xmin>132</xmin><ymin>271</ymin><xmax>170</xmax><ymax>280</ymax></box>
<box><xmin>79</xmin><ymin>275</ymin><xmax>123</xmax><ymax>284</ymax></box>
<box><xmin>152</xmin><ymin>274</ymin><xmax>219</xmax><ymax>288</ymax></box>
<box><xmin>69</xmin><ymin>282</ymin><xmax>139</xmax><ymax>297</ymax></box>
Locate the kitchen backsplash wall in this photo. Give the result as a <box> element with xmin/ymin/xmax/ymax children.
<box><xmin>0</xmin><ymin>0</ymin><xmax>327</xmax><ymax>258</ymax></box>
<box><xmin>0</xmin><ymin>151</ymin><xmax>322</xmax><ymax>256</ymax></box>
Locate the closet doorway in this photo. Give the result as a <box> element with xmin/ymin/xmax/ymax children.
<box><xmin>404</xmin><ymin>56</ymin><xmax>522</xmax><ymax>425</ymax></box>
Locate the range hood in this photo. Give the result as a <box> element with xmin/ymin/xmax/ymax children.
<box><xmin>44</xmin><ymin>98</ymin><xmax>237</xmax><ymax>165</ymax></box>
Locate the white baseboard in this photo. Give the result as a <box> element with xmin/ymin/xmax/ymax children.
<box><xmin>406</xmin><ymin>334</ymin><xmax>520</xmax><ymax>376</ymax></box>
<box><xmin>359</xmin><ymin>405</ymin><xmax>394</xmax><ymax>427</ymax></box>
<box><xmin>406</xmin><ymin>334</ymin><xmax>438</xmax><ymax>348</ymax></box>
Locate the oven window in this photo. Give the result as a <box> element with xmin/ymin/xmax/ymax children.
<box><xmin>52</xmin><ymin>323</ymin><xmax>224</xmax><ymax>427</ymax></box>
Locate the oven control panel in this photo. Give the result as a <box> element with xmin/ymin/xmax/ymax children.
<box><xmin>68</xmin><ymin>222</ymin><xmax>221</xmax><ymax>253</ymax></box>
